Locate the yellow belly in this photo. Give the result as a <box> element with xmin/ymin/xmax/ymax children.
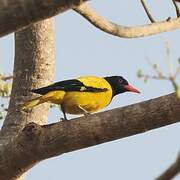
<box><xmin>62</xmin><ymin>90</ymin><xmax>112</xmax><ymax>114</ymax></box>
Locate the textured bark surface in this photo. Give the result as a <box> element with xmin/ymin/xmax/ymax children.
<box><xmin>0</xmin><ymin>18</ymin><xmax>55</xmax><ymax>180</ymax></box>
<box><xmin>74</xmin><ymin>3</ymin><xmax>180</xmax><ymax>38</ymax></box>
<box><xmin>0</xmin><ymin>93</ymin><xmax>179</xmax><ymax>180</ymax></box>
<box><xmin>0</xmin><ymin>19</ymin><xmax>55</xmax><ymax>139</ymax></box>
<box><xmin>0</xmin><ymin>0</ymin><xmax>88</xmax><ymax>37</ymax></box>
<box><xmin>0</xmin><ymin>1</ymin><xmax>180</xmax><ymax>38</ymax></box>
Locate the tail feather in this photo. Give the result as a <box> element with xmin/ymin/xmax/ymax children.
<box><xmin>20</xmin><ymin>91</ymin><xmax>65</xmax><ymax>110</ymax></box>
<box><xmin>21</xmin><ymin>97</ymin><xmax>43</xmax><ymax>110</ymax></box>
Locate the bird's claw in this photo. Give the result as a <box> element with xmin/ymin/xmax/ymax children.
<box><xmin>60</xmin><ymin>117</ymin><xmax>68</xmax><ymax>121</ymax></box>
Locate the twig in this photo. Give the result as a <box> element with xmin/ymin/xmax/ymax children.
<box><xmin>138</xmin><ymin>44</ymin><xmax>180</xmax><ymax>98</ymax></box>
<box><xmin>0</xmin><ymin>75</ymin><xmax>13</xmax><ymax>81</ymax></box>
<box><xmin>146</xmin><ymin>58</ymin><xmax>166</xmax><ymax>79</ymax></box>
<box><xmin>138</xmin><ymin>74</ymin><xmax>169</xmax><ymax>81</ymax></box>
<box><xmin>174</xmin><ymin>66</ymin><xmax>180</xmax><ymax>78</ymax></box>
<box><xmin>140</xmin><ymin>0</ymin><xmax>156</xmax><ymax>23</ymax></box>
<box><xmin>156</xmin><ymin>152</ymin><xmax>180</xmax><ymax>180</ymax></box>
<box><xmin>165</xmin><ymin>42</ymin><xmax>173</xmax><ymax>77</ymax></box>
<box><xmin>172</xmin><ymin>0</ymin><xmax>180</xmax><ymax>17</ymax></box>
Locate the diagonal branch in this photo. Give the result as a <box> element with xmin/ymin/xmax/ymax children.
<box><xmin>0</xmin><ymin>93</ymin><xmax>179</xmax><ymax>179</ymax></box>
<box><xmin>74</xmin><ymin>3</ymin><xmax>180</xmax><ymax>38</ymax></box>
<box><xmin>172</xmin><ymin>0</ymin><xmax>180</xmax><ymax>17</ymax></box>
<box><xmin>0</xmin><ymin>75</ymin><xmax>13</xmax><ymax>81</ymax></box>
<box><xmin>140</xmin><ymin>0</ymin><xmax>156</xmax><ymax>23</ymax></box>
<box><xmin>156</xmin><ymin>152</ymin><xmax>180</xmax><ymax>180</ymax></box>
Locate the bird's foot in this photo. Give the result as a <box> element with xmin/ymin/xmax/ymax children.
<box><xmin>78</xmin><ymin>105</ymin><xmax>91</xmax><ymax>118</ymax></box>
<box><xmin>60</xmin><ymin>117</ymin><xmax>68</xmax><ymax>121</ymax></box>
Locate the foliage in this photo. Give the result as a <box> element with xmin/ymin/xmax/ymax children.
<box><xmin>137</xmin><ymin>43</ymin><xmax>180</xmax><ymax>99</ymax></box>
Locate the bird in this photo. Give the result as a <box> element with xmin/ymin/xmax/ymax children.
<box><xmin>21</xmin><ymin>75</ymin><xmax>140</xmax><ymax>120</ymax></box>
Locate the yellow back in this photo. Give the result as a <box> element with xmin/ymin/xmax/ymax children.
<box><xmin>62</xmin><ymin>76</ymin><xmax>113</xmax><ymax>114</ymax></box>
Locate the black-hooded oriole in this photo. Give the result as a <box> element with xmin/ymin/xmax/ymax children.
<box><xmin>21</xmin><ymin>76</ymin><xmax>140</xmax><ymax>120</ymax></box>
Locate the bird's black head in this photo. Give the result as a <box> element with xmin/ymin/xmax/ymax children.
<box><xmin>104</xmin><ymin>76</ymin><xmax>140</xmax><ymax>97</ymax></box>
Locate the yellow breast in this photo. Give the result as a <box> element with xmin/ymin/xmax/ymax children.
<box><xmin>62</xmin><ymin>76</ymin><xmax>113</xmax><ymax>114</ymax></box>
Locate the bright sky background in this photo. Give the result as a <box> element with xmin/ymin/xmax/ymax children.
<box><xmin>0</xmin><ymin>1</ymin><xmax>180</xmax><ymax>180</ymax></box>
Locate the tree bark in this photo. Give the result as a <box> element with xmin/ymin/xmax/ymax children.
<box><xmin>0</xmin><ymin>0</ymin><xmax>88</xmax><ymax>37</ymax></box>
<box><xmin>74</xmin><ymin>3</ymin><xmax>180</xmax><ymax>38</ymax></box>
<box><xmin>0</xmin><ymin>18</ymin><xmax>55</xmax><ymax>180</ymax></box>
<box><xmin>0</xmin><ymin>1</ymin><xmax>180</xmax><ymax>38</ymax></box>
<box><xmin>0</xmin><ymin>93</ymin><xmax>179</xmax><ymax>180</ymax></box>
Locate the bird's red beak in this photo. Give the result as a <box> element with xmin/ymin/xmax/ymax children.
<box><xmin>124</xmin><ymin>84</ymin><xmax>140</xmax><ymax>93</ymax></box>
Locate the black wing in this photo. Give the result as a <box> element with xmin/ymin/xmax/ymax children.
<box><xmin>32</xmin><ymin>79</ymin><xmax>107</xmax><ymax>95</ymax></box>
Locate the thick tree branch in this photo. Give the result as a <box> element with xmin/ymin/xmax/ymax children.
<box><xmin>0</xmin><ymin>0</ymin><xmax>89</xmax><ymax>37</ymax></box>
<box><xmin>0</xmin><ymin>1</ymin><xmax>180</xmax><ymax>38</ymax></box>
<box><xmin>0</xmin><ymin>93</ymin><xmax>179</xmax><ymax>179</ymax></box>
<box><xmin>0</xmin><ymin>18</ymin><xmax>55</xmax><ymax>180</ymax></box>
<box><xmin>0</xmin><ymin>19</ymin><xmax>55</xmax><ymax>141</ymax></box>
<box><xmin>156</xmin><ymin>152</ymin><xmax>180</xmax><ymax>180</ymax></box>
<box><xmin>74</xmin><ymin>3</ymin><xmax>180</xmax><ymax>38</ymax></box>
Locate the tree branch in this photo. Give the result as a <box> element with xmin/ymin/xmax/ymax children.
<box><xmin>0</xmin><ymin>1</ymin><xmax>180</xmax><ymax>38</ymax></box>
<box><xmin>156</xmin><ymin>152</ymin><xmax>180</xmax><ymax>180</ymax></box>
<box><xmin>0</xmin><ymin>19</ymin><xmax>55</xmax><ymax>180</ymax></box>
<box><xmin>0</xmin><ymin>18</ymin><xmax>55</xmax><ymax>180</ymax></box>
<box><xmin>73</xmin><ymin>3</ymin><xmax>180</xmax><ymax>38</ymax></box>
<box><xmin>0</xmin><ymin>0</ymin><xmax>89</xmax><ymax>37</ymax></box>
<box><xmin>0</xmin><ymin>75</ymin><xmax>13</xmax><ymax>81</ymax></box>
<box><xmin>0</xmin><ymin>18</ymin><xmax>55</xmax><ymax>142</ymax></box>
<box><xmin>172</xmin><ymin>0</ymin><xmax>180</xmax><ymax>17</ymax></box>
<box><xmin>0</xmin><ymin>93</ymin><xmax>179</xmax><ymax>179</ymax></box>
<box><xmin>140</xmin><ymin>0</ymin><xmax>156</xmax><ymax>23</ymax></box>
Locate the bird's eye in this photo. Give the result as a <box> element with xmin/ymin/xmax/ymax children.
<box><xmin>118</xmin><ymin>79</ymin><xmax>123</xmax><ymax>84</ymax></box>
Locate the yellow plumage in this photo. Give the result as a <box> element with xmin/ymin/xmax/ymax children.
<box><xmin>21</xmin><ymin>91</ymin><xmax>66</xmax><ymax>109</ymax></box>
<box><xmin>62</xmin><ymin>76</ymin><xmax>112</xmax><ymax>114</ymax></box>
<box><xmin>21</xmin><ymin>76</ymin><xmax>113</xmax><ymax>116</ymax></box>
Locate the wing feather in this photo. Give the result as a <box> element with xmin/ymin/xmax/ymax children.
<box><xmin>32</xmin><ymin>79</ymin><xmax>107</xmax><ymax>95</ymax></box>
